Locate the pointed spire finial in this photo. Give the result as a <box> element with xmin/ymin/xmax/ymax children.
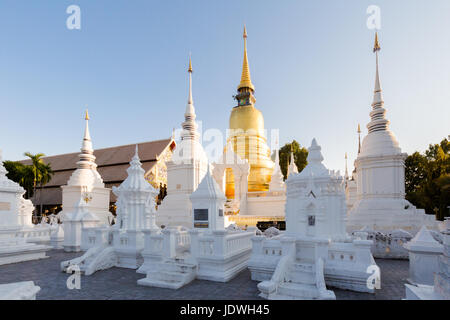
<box><xmin>367</xmin><ymin>32</ymin><xmax>389</xmax><ymax>134</ymax></box>
<box><xmin>85</xmin><ymin>109</ymin><xmax>90</xmax><ymax>121</ymax></box>
<box><xmin>188</xmin><ymin>55</ymin><xmax>193</xmax><ymax>73</ymax></box>
<box><xmin>373</xmin><ymin>32</ymin><xmax>381</xmax><ymax>53</ymax></box>
<box><xmin>238</xmin><ymin>25</ymin><xmax>255</xmax><ymax>92</ymax></box>
<box><xmin>187</xmin><ymin>55</ymin><xmax>194</xmax><ymax>105</ymax></box>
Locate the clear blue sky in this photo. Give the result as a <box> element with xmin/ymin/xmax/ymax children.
<box><xmin>1</xmin><ymin>0</ymin><xmax>449</xmax><ymax>174</ymax></box>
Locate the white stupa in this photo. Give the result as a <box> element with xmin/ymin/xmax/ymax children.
<box><xmin>268</xmin><ymin>149</ymin><xmax>285</xmax><ymax>192</ymax></box>
<box><xmin>61</xmin><ymin>110</ymin><xmax>112</xmax><ymax>225</ymax></box>
<box><xmin>61</xmin><ymin>146</ymin><xmax>159</xmax><ymax>274</ymax></box>
<box><xmin>287</xmin><ymin>150</ymin><xmax>298</xmax><ymax>178</ymax></box>
<box><xmin>156</xmin><ymin>58</ymin><xmax>209</xmax><ymax>228</ymax></box>
<box><xmin>347</xmin><ymin>33</ymin><xmax>436</xmax><ymax>234</ymax></box>
<box><xmin>61</xmin><ymin>111</ymin><xmax>112</xmax><ymax>252</ymax></box>
<box><xmin>0</xmin><ymin>149</ymin><xmax>50</xmax><ymax>265</ymax></box>
<box><xmin>113</xmin><ymin>145</ymin><xmax>159</xmax><ymax>231</ymax></box>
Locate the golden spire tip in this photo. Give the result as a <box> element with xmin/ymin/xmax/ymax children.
<box><xmin>85</xmin><ymin>109</ymin><xmax>90</xmax><ymax>121</ymax></box>
<box><xmin>357</xmin><ymin>123</ymin><xmax>361</xmax><ymax>133</ymax></box>
<box><xmin>237</xmin><ymin>25</ymin><xmax>254</xmax><ymax>92</ymax></box>
<box><xmin>188</xmin><ymin>56</ymin><xmax>193</xmax><ymax>73</ymax></box>
<box><xmin>373</xmin><ymin>32</ymin><xmax>381</xmax><ymax>52</ymax></box>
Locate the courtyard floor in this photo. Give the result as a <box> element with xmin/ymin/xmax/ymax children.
<box><xmin>0</xmin><ymin>250</ymin><xmax>408</xmax><ymax>300</ymax></box>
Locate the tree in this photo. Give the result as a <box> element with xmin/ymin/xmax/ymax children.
<box><xmin>275</xmin><ymin>140</ymin><xmax>308</xmax><ymax>180</ymax></box>
<box><xmin>405</xmin><ymin>136</ymin><xmax>450</xmax><ymax>220</ymax></box>
<box><xmin>23</xmin><ymin>152</ymin><xmax>54</xmax><ymax>216</ymax></box>
<box><xmin>3</xmin><ymin>161</ymin><xmax>35</xmax><ymax>198</ymax></box>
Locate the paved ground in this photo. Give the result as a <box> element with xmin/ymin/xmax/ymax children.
<box><xmin>0</xmin><ymin>250</ymin><xmax>408</xmax><ymax>300</ymax></box>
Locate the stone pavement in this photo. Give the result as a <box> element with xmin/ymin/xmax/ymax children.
<box><xmin>0</xmin><ymin>250</ymin><xmax>408</xmax><ymax>300</ymax></box>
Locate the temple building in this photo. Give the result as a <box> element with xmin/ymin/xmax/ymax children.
<box><xmin>20</xmin><ymin>137</ymin><xmax>175</xmax><ymax>216</ymax></box>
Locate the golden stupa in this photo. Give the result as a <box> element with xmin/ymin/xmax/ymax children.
<box><xmin>225</xmin><ymin>27</ymin><xmax>274</xmax><ymax>198</ymax></box>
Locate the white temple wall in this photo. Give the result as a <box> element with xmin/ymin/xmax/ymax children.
<box><xmin>245</xmin><ymin>193</ymin><xmax>285</xmax><ymax>217</ymax></box>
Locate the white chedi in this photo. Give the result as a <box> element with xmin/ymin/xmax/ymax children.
<box><xmin>347</xmin><ymin>34</ymin><xmax>435</xmax><ymax>236</ymax></box>
<box><xmin>156</xmin><ymin>59</ymin><xmax>209</xmax><ymax>228</ymax></box>
<box><xmin>61</xmin><ymin>111</ymin><xmax>112</xmax><ymax>227</ymax></box>
<box><xmin>0</xmin><ymin>149</ymin><xmax>50</xmax><ymax>265</ymax></box>
<box><xmin>113</xmin><ymin>145</ymin><xmax>159</xmax><ymax>231</ymax></box>
<box><xmin>268</xmin><ymin>149</ymin><xmax>285</xmax><ymax>192</ymax></box>
<box><xmin>62</xmin><ymin>147</ymin><xmax>159</xmax><ymax>274</ymax></box>
<box><xmin>287</xmin><ymin>151</ymin><xmax>298</xmax><ymax>178</ymax></box>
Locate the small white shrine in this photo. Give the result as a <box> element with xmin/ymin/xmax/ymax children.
<box><xmin>405</xmin><ymin>218</ymin><xmax>450</xmax><ymax>300</ymax></box>
<box><xmin>347</xmin><ymin>34</ymin><xmax>436</xmax><ymax>237</ymax></box>
<box><xmin>404</xmin><ymin>226</ymin><xmax>443</xmax><ymax>286</ymax></box>
<box><xmin>248</xmin><ymin>139</ymin><xmax>378</xmax><ymax>300</ymax></box>
<box><xmin>137</xmin><ymin>166</ymin><xmax>254</xmax><ymax>289</ymax></box>
<box><xmin>61</xmin><ymin>111</ymin><xmax>112</xmax><ymax>252</ymax></box>
<box><xmin>61</xmin><ymin>146</ymin><xmax>159</xmax><ymax>274</ymax></box>
<box><xmin>156</xmin><ymin>59</ymin><xmax>209</xmax><ymax>228</ymax></box>
<box><xmin>0</xmin><ymin>149</ymin><xmax>50</xmax><ymax>265</ymax></box>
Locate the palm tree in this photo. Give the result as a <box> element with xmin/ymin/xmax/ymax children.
<box><xmin>24</xmin><ymin>152</ymin><xmax>53</xmax><ymax>217</ymax></box>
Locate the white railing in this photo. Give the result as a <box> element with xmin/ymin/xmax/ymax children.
<box><xmin>261</xmin><ymin>242</ymin><xmax>283</xmax><ymax>257</ymax></box>
<box><xmin>225</xmin><ymin>232</ymin><xmax>252</xmax><ymax>256</ymax></box>
<box><xmin>15</xmin><ymin>226</ymin><xmax>51</xmax><ymax>243</ymax></box>
<box><xmin>198</xmin><ymin>238</ymin><xmax>214</xmax><ymax>256</ymax></box>
<box><xmin>176</xmin><ymin>231</ymin><xmax>190</xmax><ymax>249</ymax></box>
<box><xmin>81</xmin><ymin>228</ymin><xmax>97</xmax><ymax>251</ymax></box>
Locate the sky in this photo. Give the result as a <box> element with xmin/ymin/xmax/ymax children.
<box><xmin>0</xmin><ymin>0</ymin><xmax>449</xmax><ymax>174</ymax></box>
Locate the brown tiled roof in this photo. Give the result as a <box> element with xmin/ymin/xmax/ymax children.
<box><xmin>20</xmin><ymin>139</ymin><xmax>174</xmax><ymax>206</ymax></box>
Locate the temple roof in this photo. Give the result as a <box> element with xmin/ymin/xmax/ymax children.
<box><xmin>19</xmin><ymin>138</ymin><xmax>175</xmax><ymax>205</ymax></box>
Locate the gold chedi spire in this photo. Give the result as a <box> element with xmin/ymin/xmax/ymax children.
<box><xmin>188</xmin><ymin>56</ymin><xmax>193</xmax><ymax>73</ymax></box>
<box><xmin>238</xmin><ymin>26</ymin><xmax>255</xmax><ymax>92</ymax></box>
<box><xmin>85</xmin><ymin>109</ymin><xmax>90</xmax><ymax>121</ymax></box>
<box><xmin>373</xmin><ymin>31</ymin><xmax>381</xmax><ymax>52</ymax></box>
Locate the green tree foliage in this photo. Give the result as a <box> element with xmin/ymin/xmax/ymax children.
<box><xmin>405</xmin><ymin>136</ymin><xmax>450</xmax><ymax>220</ymax></box>
<box><xmin>2</xmin><ymin>153</ymin><xmax>53</xmax><ymax>215</ymax></box>
<box><xmin>275</xmin><ymin>140</ymin><xmax>308</xmax><ymax>180</ymax></box>
<box><xmin>3</xmin><ymin>161</ymin><xmax>35</xmax><ymax>198</ymax></box>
